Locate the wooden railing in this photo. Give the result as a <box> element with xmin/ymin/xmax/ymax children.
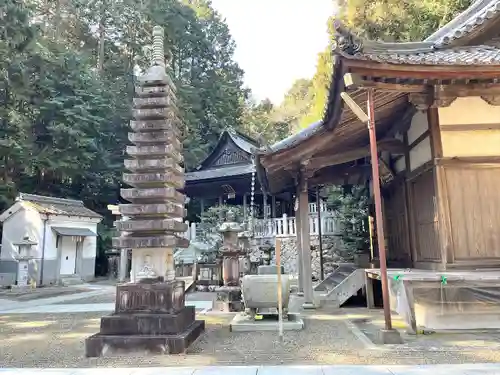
<box><xmin>253</xmin><ymin>213</ymin><xmax>338</xmax><ymax>239</ymax></box>
<box><xmin>183</xmin><ymin>212</ymin><xmax>338</xmax><ymax>242</ymax></box>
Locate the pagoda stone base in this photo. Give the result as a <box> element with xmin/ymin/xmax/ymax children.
<box><xmin>85</xmin><ymin>279</ymin><xmax>205</xmax><ymax>356</ymax></box>
<box><xmin>213</xmin><ymin>286</ymin><xmax>243</xmax><ymax>312</ymax></box>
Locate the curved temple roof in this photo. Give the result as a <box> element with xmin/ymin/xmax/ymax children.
<box><xmin>255</xmin><ymin>0</ymin><xmax>500</xmax><ymax>194</ymax></box>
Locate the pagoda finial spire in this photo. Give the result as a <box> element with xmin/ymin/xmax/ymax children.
<box><xmin>152</xmin><ymin>26</ymin><xmax>165</xmax><ymax>68</ymax></box>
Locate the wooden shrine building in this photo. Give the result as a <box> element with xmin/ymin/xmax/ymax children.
<box><xmin>256</xmin><ymin>0</ymin><xmax>500</xmax><ymax>323</ymax></box>
<box><xmin>185</xmin><ymin>128</ymin><xmax>293</xmax><ymax>218</ymax></box>
<box><xmin>258</xmin><ymin>0</ymin><xmax>500</xmax><ymax>271</ymax></box>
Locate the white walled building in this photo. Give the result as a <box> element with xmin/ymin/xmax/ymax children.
<box><xmin>0</xmin><ymin>193</ymin><xmax>103</xmax><ymax>286</ymax></box>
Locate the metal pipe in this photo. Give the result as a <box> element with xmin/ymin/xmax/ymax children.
<box><xmin>366</xmin><ymin>88</ymin><xmax>392</xmax><ymax>331</ymax></box>
<box><xmin>316</xmin><ymin>187</ymin><xmax>324</xmax><ymax>280</ymax></box>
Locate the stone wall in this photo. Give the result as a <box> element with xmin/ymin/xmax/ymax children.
<box><xmin>272</xmin><ymin>235</ymin><xmax>354</xmax><ymax>279</ymax></box>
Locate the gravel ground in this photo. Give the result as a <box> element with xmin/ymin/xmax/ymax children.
<box><xmin>0</xmin><ymin>287</ymin><xmax>92</xmax><ymax>302</ymax></box>
<box><xmin>1</xmin><ymin>310</ymin><xmax>500</xmax><ymax>368</ymax></box>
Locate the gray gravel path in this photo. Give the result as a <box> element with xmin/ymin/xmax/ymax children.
<box><xmin>0</xmin><ymin>311</ymin><xmax>499</xmax><ymax>368</ymax></box>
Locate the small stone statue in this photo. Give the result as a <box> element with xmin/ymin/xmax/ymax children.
<box><xmin>136</xmin><ymin>255</ymin><xmax>157</xmax><ymax>280</ymax></box>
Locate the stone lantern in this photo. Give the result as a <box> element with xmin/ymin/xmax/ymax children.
<box><xmin>214</xmin><ymin>209</ymin><xmax>246</xmax><ymax>312</ymax></box>
<box><xmin>13</xmin><ymin>235</ymin><xmax>38</xmax><ymax>288</ymax></box>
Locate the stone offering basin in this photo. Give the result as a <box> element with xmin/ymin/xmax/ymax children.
<box><xmin>241</xmin><ymin>274</ymin><xmax>291</xmax><ymax>310</ymax></box>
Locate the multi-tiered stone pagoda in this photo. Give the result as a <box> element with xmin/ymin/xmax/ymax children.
<box><xmin>85</xmin><ymin>26</ymin><xmax>204</xmax><ymax>356</ymax></box>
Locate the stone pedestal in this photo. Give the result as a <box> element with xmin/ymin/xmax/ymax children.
<box><xmin>85</xmin><ymin>279</ymin><xmax>205</xmax><ymax>356</ymax></box>
<box><xmin>213</xmin><ymin>285</ymin><xmax>243</xmax><ymax>312</ymax></box>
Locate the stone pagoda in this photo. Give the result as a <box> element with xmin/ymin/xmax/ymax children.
<box><xmin>85</xmin><ymin>26</ymin><xmax>204</xmax><ymax>356</ymax></box>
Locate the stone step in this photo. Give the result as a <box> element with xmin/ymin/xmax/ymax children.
<box><xmin>60</xmin><ymin>275</ymin><xmax>84</xmax><ymax>286</ymax></box>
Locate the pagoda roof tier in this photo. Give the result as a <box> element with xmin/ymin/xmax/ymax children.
<box><xmin>132</xmin><ymin>107</ymin><xmax>179</xmax><ymax>121</ymax></box>
<box><xmin>113</xmin><ymin>235</ymin><xmax>189</xmax><ymax>249</ymax></box>
<box><xmin>123</xmin><ymin>172</ymin><xmax>185</xmax><ymax>189</ymax></box>
<box><xmin>129</xmin><ymin>119</ymin><xmax>181</xmax><ymax>135</ymax></box>
<box><xmin>124</xmin><ymin>159</ymin><xmax>184</xmax><ymax>173</ymax></box>
<box><xmin>126</xmin><ymin>145</ymin><xmax>182</xmax><ymax>161</ymax></box>
<box><xmin>115</xmin><ymin>218</ymin><xmax>188</xmax><ymax>233</ymax></box>
<box><xmin>119</xmin><ymin>203</ymin><xmax>186</xmax><ymax>218</ymax></box>
<box><xmin>120</xmin><ymin>187</ymin><xmax>185</xmax><ymax>204</ymax></box>
<box><xmin>128</xmin><ymin>131</ymin><xmax>179</xmax><ymax>145</ymax></box>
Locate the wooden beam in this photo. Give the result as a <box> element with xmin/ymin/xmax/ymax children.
<box><xmin>409</xmin><ymin>130</ymin><xmax>430</xmax><ymax>150</ymax></box>
<box><xmin>439</xmin><ymin>123</ymin><xmax>500</xmax><ymax>131</ymax></box>
<box><xmin>305</xmin><ymin>139</ymin><xmax>406</xmax><ymax>173</ymax></box>
<box><xmin>436</xmin><ymin>83</ymin><xmax>500</xmax><ymax>98</ymax></box>
<box><xmin>344</xmin><ymin>73</ymin><xmax>426</xmax><ymax>92</ymax></box>
<box><xmin>427</xmin><ymin>107</ymin><xmax>443</xmax><ymax>159</ymax></box>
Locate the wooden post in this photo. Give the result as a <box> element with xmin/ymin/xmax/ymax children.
<box><xmin>299</xmin><ymin>173</ymin><xmax>314</xmax><ymax>308</ymax></box>
<box><xmin>294</xmin><ymin>189</ymin><xmax>304</xmax><ymax>295</ymax></box>
<box><xmin>367</xmin><ymin>88</ymin><xmax>392</xmax><ymax>330</ymax></box>
<box><xmin>316</xmin><ymin>187</ymin><xmax>324</xmax><ymax>280</ymax></box>
<box><xmin>276</xmin><ymin>238</ymin><xmax>284</xmax><ymax>341</ymax></box>
<box><xmin>271</xmin><ymin>196</ymin><xmax>277</xmax><ymax>218</ymax></box>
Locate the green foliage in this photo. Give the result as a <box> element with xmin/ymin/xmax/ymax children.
<box><xmin>338</xmin><ymin>0</ymin><xmax>473</xmax><ymax>41</ymax></box>
<box><xmin>0</xmin><ymin>0</ymin><xmax>249</xmax><ymax>270</ymax></box>
<box><xmin>325</xmin><ymin>185</ymin><xmax>370</xmax><ymax>254</ymax></box>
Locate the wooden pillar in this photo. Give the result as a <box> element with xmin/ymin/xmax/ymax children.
<box><xmin>299</xmin><ymin>172</ymin><xmax>315</xmax><ymax>308</ymax></box>
<box><xmin>243</xmin><ymin>193</ymin><xmax>247</xmax><ymax>217</ymax></box>
<box><xmin>271</xmin><ymin>196</ymin><xmax>276</xmax><ymax>218</ymax></box>
<box><xmin>218</xmin><ymin>196</ymin><xmax>223</xmax><ymax>206</ymax></box>
<box><xmin>295</xmin><ymin>188</ymin><xmax>304</xmax><ymax>295</ymax></box>
<box><xmin>263</xmin><ymin>192</ymin><xmax>268</xmax><ymax>219</ymax></box>
<box><xmin>200</xmin><ymin>198</ymin><xmax>205</xmax><ymax>214</ymax></box>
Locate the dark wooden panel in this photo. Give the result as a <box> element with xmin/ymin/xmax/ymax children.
<box><xmin>445</xmin><ymin>166</ymin><xmax>500</xmax><ymax>261</ymax></box>
<box><xmin>410</xmin><ymin>169</ymin><xmax>441</xmax><ymax>261</ymax></box>
<box><xmin>383</xmin><ymin>179</ymin><xmax>411</xmax><ymax>264</ymax></box>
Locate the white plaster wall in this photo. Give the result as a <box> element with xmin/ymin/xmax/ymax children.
<box><xmin>45</xmin><ymin>217</ymin><xmax>99</xmax><ymax>260</ymax></box>
<box><xmin>394</xmin><ymin>156</ymin><xmax>406</xmax><ymax>173</ymax></box>
<box><xmin>1</xmin><ymin>207</ymin><xmax>44</xmax><ymax>260</ymax></box>
<box><xmin>439</xmin><ymin>97</ymin><xmax>500</xmax><ymax>126</ymax></box>
<box><xmin>438</xmin><ymin>97</ymin><xmax>500</xmax><ymax>157</ymax></box>
<box><xmin>406</xmin><ymin>111</ymin><xmax>432</xmax><ymax>171</ymax></box>
<box><xmin>410</xmin><ymin>137</ymin><xmax>432</xmax><ymax>171</ymax></box>
<box><xmin>407</xmin><ymin>111</ymin><xmax>429</xmax><ymax>144</ymax></box>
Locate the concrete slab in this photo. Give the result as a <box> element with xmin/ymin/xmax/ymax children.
<box><xmin>258</xmin><ymin>366</ymin><xmax>322</xmax><ymax>375</ymax></box>
<box><xmin>2</xmin><ymin>366</ymin><xmax>500</xmax><ymax>375</ymax></box>
<box><xmin>229</xmin><ymin>312</ymin><xmax>304</xmax><ymax>332</ymax></box>
<box><xmin>193</xmin><ymin>366</ymin><xmax>258</xmax><ymax>375</ymax></box>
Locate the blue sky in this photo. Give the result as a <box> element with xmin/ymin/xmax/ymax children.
<box><xmin>211</xmin><ymin>0</ymin><xmax>336</xmax><ymax>104</ymax></box>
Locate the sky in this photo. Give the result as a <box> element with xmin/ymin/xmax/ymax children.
<box><xmin>211</xmin><ymin>0</ymin><xmax>336</xmax><ymax>105</ymax></box>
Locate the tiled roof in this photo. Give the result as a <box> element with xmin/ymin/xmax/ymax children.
<box><xmin>332</xmin><ymin>0</ymin><xmax>500</xmax><ymax>65</ymax></box>
<box><xmin>349</xmin><ymin>45</ymin><xmax>500</xmax><ymax>65</ymax></box>
<box><xmin>16</xmin><ymin>193</ymin><xmax>102</xmax><ymax>219</ymax></box>
<box><xmin>426</xmin><ymin>0</ymin><xmax>500</xmax><ymax>47</ymax></box>
<box><xmin>186</xmin><ymin>164</ymin><xmax>255</xmax><ymax>182</ymax></box>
